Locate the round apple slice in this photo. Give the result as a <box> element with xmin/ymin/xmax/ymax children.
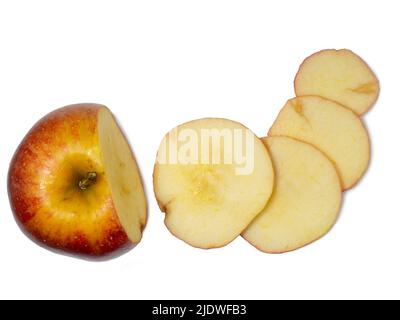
<box><xmin>269</xmin><ymin>96</ymin><xmax>370</xmax><ymax>190</ymax></box>
<box><xmin>294</xmin><ymin>49</ymin><xmax>379</xmax><ymax>115</ymax></box>
<box><xmin>242</xmin><ymin>136</ymin><xmax>342</xmax><ymax>254</ymax></box>
<box><xmin>8</xmin><ymin>104</ymin><xmax>147</xmax><ymax>258</ymax></box>
<box><xmin>153</xmin><ymin>118</ymin><xmax>275</xmax><ymax>249</ymax></box>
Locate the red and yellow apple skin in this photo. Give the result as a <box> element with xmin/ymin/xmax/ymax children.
<box><xmin>8</xmin><ymin>104</ymin><xmax>134</xmax><ymax>257</ymax></box>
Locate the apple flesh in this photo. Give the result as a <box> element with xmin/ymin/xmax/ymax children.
<box><xmin>153</xmin><ymin>118</ymin><xmax>275</xmax><ymax>249</ymax></box>
<box><xmin>8</xmin><ymin>104</ymin><xmax>147</xmax><ymax>258</ymax></box>
<box><xmin>269</xmin><ymin>96</ymin><xmax>370</xmax><ymax>190</ymax></box>
<box><xmin>294</xmin><ymin>49</ymin><xmax>379</xmax><ymax>115</ymax></box>
<box><xmin>242</xmin><ymin>137</ymin><xmax>342</xmax><ymax>254</ymax></box>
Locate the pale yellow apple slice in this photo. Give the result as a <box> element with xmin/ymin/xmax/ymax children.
<box><xmin>269</xmin><ymin>96</ymin><xmax>370</xmax><ymax>190</ymax></box>
<box><xmin>294</xmin><ymin>49</ymin><xmax>379</xmax><ymax>115</ymax></box>
<box><xmin>98</xmin><ymin>107</ymin><xmax>147</xmax><ymax>244</ymax></box>
<box><xmin>153</xmin><ymin>118</ymin><xmax>275</xmax><ymax>249</ymax></box>
<box><xmin>242</xmin><ymin>136</ymin><xmax>342</xmax><ymax>254</ymax></box>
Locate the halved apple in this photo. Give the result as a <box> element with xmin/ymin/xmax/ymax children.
<box><xmin>153</xmin><ymin>118</ymin><xmax>275</xmax><ymax>249</ymax></box>
<box><xmin>242</xmin><ymin>136</ymin><xmax>342</xmax><ymax>254</ymax></box>
<box><xmin>269</xmin><ymin>96</ymin><xmax>370</xmax><ymax>189</ymax></box>
<box><xmin>8</xmin><ymin>104</ymin><xmax>147</xmax><ymax>258</ymax></box>
<box><xmin>294</xmin><ymin>49</ymin><xmax>379</xmax><ymax>115</ymax></box>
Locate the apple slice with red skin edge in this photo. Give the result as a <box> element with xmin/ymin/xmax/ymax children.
<box><xmin>242</xmin><ymin>136</ymin><xmax>342</xmax><ymax>254</ymax></box>
<box><xmin>294</xmin><ymin>49</ymin><xmax>379</xmax><ymax>115</ymax></box>
<box><xmin>153</xmin><ymin>118</ymin><xmax>275</xmax><ymax>249</ymax></box>
<box><xmin>8</xmin><ymin>104</ymin><xmax>147</xmax><ymax>259</ymax></box>
<box><xmin>269</xmin><ymin>96</ymin><xmax>370</xmax><ymax>190</ymax></box>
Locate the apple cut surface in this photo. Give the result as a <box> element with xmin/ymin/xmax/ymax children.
<box><xmin>153</xmin><ymin>118</ymin><xmax>274</xmax><ymax>249</ymax></box>
<box><xmin>98</xmin><ymin>108</ymin><xmax>147</xmax><ymax>244</ymax></box>
<box><xmin>294</xmin><ymin>49</ymin><xmax>379</xmax><ymax>115</ymax></box>
<box><xmin>242</xmin><ymin>137</ymin><xmax>342</xmax><ymax>254</ymax></box>
<box><xmin>8</xmin><ymin>104</ymin><xmax>146</xmax><ymax>257</ymax></box>
<box><xmin>269</xmin><ymin>96</ymin><xmax>370</xmax><ymax>190</ymax></box>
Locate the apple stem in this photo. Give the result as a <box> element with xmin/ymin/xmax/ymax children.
<box><xmin>78</xmin><ymin>172</ymin><xmax>97</xmax><ymax>190</ymax></box>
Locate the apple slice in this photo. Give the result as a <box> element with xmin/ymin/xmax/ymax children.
<box><xmin>269</xmin><ymin>96</ymin><xmax>370</xmax><ymax>190</ymax></box>
<box><xmin>242</xmin><ymin>136</ymin><xmax>342</xmax><ymax>254</ymax></box>
<box><xmin>153</xmin><ymin>118</ymin><xmax>275</xmax><ymax>249</ymax></box>
<box><xmin>8</xmin><ymin>104</ymin><xmax>147</xmax><ymax>258</ymax></box>
<box><xmin>294</xmin><ymin>49</ymin><xmax>379</xmax><ymax>115</ymax></box>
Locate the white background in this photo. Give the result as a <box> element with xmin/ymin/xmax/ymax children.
<box><xmin>0</xmin><ymin>0</ymin><xmax>399</xmax><ymax>300</ymax></box>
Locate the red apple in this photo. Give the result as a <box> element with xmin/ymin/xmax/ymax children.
<box><xmin>8</xmin><ymin>104</ymin><xmax>147</xmax><ymax>258</ymax></box>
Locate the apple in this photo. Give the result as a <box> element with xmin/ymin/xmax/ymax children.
<box><xmin>269</xmin><ymin>96</ymin><xmax>370</xmax><ymax>190</ymax></box>
<box><xmin>242</xmin><ymin>136</ymin><xmax>342</xmax><ymax>254</ymax></box>
<box><xmin>294</xmin><ymin>49</ymin><xmax>379</xmax><ymax>115</ymax></box>
<box><xmin>153</xmin><ymin>118</ymin><xmax>275</xmax><ymax>249</ymax></box>
<box><xmin>8</xmin><ymin>104</ymin><xmax>147</xmax><ymax>258</ymax></box>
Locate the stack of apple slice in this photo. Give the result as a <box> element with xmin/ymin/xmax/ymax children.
<box><xmin>154</xmin><ymin>49</ymin><xmax>379</xmax><ymax>253</ymax></box>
